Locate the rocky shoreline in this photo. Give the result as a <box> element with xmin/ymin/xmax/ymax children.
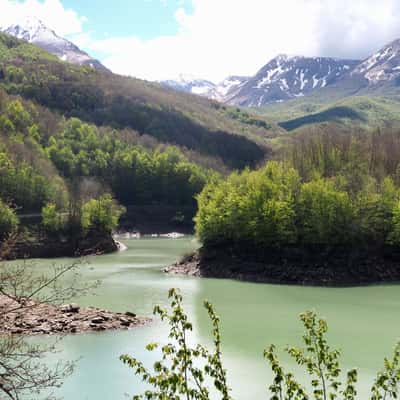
<box><xmin>0</xmin><ymin>295</ymin><xmax>149</xmax><ymax>335</ymax></box>
<box><xmin>165</xmin><ymin>246</ymin><xmax>400</xmax><ymax>286</ymax></box>
<box><xmin>1</xmin><ymin>229</ymin><xmax>119</xmax><ymax>260</ymax></box>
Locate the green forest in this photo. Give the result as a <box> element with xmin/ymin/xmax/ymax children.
<box><xmin>0</xmin><ymin>32</ymin><xmax>272</xmax><ymax>170</ymax></box>
<box><xmin>196</xmin><ymin>127</ymin><xmax>400</xmax><ymax>252</ymax></box>
<box><xmin>0</xmin><ymin>90</ymin><xmax>211</xmax><ymax>239</ymax></box>
<box><xmin>0</xmin><ymin>31</ymin><xmax>278</xmax><ymax>246</ymax></box>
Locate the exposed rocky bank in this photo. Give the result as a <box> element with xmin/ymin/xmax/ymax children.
<box><xmin>0</xmin><ymin>296</ymin><xmax>149</xmax><ymax>335</ymax></box>
<box><xmin>165</xmin><ymin>244</ymin><xmax>400</xmax><ymax>286</ymax></box>
<box><xmin>2</xmin><ymin>230</ymin><xmax>118</xmax><ymax>260</ymax></box>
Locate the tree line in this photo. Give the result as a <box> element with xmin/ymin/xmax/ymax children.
<box><xmin>196</xmin><ymin>126</ymin><xmax>400</xmax><ymax>251</ymax></box>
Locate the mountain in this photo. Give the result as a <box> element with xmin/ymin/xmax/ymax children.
<box><xmin>224</xmin><ymin>55</ymin><xmax>360</xmax><ymax>107</ymax></box>
<box><xmin>1</xmin><ymin>16</ymin><xmax>108</xmax><ymax>71</ymax></box>
<box><xmin>350</xmin><ymin>39</ymin><xmax>400</xmax><ymax>86</ymax></box>
<box><xmin>162</xmin><ymin>56</ymin><xmax>360</xmax><ymax>107</ymax></box>
<box><xmin>160</xmin><ymin>74</ymin><xmax>216</xmax><ymax>96</ymax></box>
<box><xmin>208</xmin><ymin>76</ymin><xmax>249</xmax><ymax>100</ymax></box>
<box><xmin>225</xmin><ymin>39</ymin><xmax>400</xmax><ymax>107</ymax></box>
<box><xmin>162</xmin><ymin>38</ymin><xmax>400</xmax><ymax>108</ymax></box>
<box><xmin>160</xmin><ymin>75</ymin><xmax>249</xmax><ymax>100</ymax></box>
<box><xmin>257</xmin><ymin>38</ymin><xmax>400</xmax><ymax>132</ymax></box>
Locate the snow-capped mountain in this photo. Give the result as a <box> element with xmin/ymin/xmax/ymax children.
<box><xmin>1</xmin><ymin>16</ymin><xmax>108</xmax><ymax>71</ymax></box>
<box><xmin>160</xmin><ymin>74</ymin><xmax>217</xmax><ymax>96</ymax></box>
<box><xmin>160</xmin><ymin>75</ymin><xmax>249</xmax><ymax>100</ymax></box>
<box><xmin>225</xmin><ymin>55</ymin><xmax>360</xmax><ymax>107</ymax></box>
<box><xmin>351</xmin><ymin>39</ymin><xmax>400</xmax><ymax>84</ymax></box>
<box><xmin>161</xmin><ymin>56</ymin><xmax>361</xmax><ymax>106</ymax></box>
<box><xmin>208</xmin><ymin>76</ymin><xmax>249</xmax><ymax>100</ymax></box>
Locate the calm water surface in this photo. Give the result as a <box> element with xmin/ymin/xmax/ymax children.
<box><xmin>27</xmin><ymin>237</ymin><xmax>400</xmax><ymax>399</ymax></box>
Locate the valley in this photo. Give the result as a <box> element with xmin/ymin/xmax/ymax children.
<box><xmin>1</xmin><ymin>6</ymin><xmax>400</xmax><ymax>400</ymax></box>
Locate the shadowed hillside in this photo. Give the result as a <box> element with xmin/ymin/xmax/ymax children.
<box><xmin>0</xmin><ymin>32</ymin><xmax>275</xmax><ymax>169</ymax></box>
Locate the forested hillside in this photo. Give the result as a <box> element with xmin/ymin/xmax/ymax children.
<box><xmin>0</xmin><ymin>32</ymin><xmax>274</xmax><ymax>170</ymax></box>
<box><xmin>261</xmin><ymin>94</ymin><xmax>400</xmax><ymax>132</ymax></box>
<box><xmin>0</xmin><ymin>31</ymin><xmax>282</xmax><ymax>252</ymax></box>
<box><xmin>0</xmin><ymin>87</ymin><xmax>212</xmax><ymax>237</ymax></box>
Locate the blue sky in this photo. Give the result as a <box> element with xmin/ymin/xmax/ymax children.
<box><xmin>1</xmin><ymin>0</ymin><xmax>400</xmax><ymax>82</ymax></box>
<box><xmin>62</xmin><ymin>0</ymin><xmax>193</xmax><ymax>40</ymax></box>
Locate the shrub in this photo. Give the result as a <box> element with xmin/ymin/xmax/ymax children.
<box><xmin>122</xmin><ymin>290</ymin><xmax>400</xmax><ymax>400</ymax></box>
<box><xmin>0</xmin><ymin>199</ymin><xmax>18</xmax><ymax>239</ymax></box>
<box><xmin>41</xmin><ymin>202</ymin><xmax>66</xmax><ymax>233</ymax></box>
<box><xmin>81</xmin><ymin>194</ymin><xmax>125</xmax><ymax>233</ymax></box>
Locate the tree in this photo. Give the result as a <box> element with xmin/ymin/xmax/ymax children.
<box><xmin>81</xmin><ymin>193</ymin><xmax>125</xmax><ymax>233</ymax></box>
<box><xmin>121</xmin><ymin>288</ymin><xmax>232</xmax><ymax>400</ymax></box>
<box><xmin>41</xmin><ymin>202</ymin><xmax>66</xmax><ymax>233</ymax></box>
<box><xmin>0</xmin><ymin>256</ymin><xmax>98</xmax><ymax>400</ymax></box>
<box><xmin>195</xmin><ymin>162</ymin><xmax>300</xmax><ymax>247</ymax></box>
<box><xmin>297</xmin><ymin>178</ymin><xmax>354</xmax><ymax>245</ymax></box>
<box><xmin>0</xmin><ymin>199</ymin><xmax>18</xmax><ymax>240</ymax></box>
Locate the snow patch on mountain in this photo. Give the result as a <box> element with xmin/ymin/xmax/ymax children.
<box><xmin>225</xmin><ymin>55</ymin><xmax>360</xmax><ymax>107</ymax></box>
<box><xmin>352</xmin><ymin>39</ymin><xmax>400</xmax><ymax>83</ymax></box>
<box><xmin>1</xmin><ymin>16</ymin><xmax>108</xmax><ymax>71</ymax></box>
<box><xmin>160</xmin><ymin>74</ymin><xmax>216</xmax><ymax>96</ymax></box>
<box><xmin>156</xmin><ymin>37</ymin><xmax>400</xmax><ymax>107</ymax></box>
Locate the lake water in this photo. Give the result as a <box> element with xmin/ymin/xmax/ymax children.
<box><xmin>26</xmin><ymin>237</ymin><xmax>400</xmax><ymax>399</ymax></box>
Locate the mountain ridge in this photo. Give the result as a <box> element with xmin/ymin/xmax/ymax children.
<box><xmin>162</xmin><ymin>38</ymin><xmax>400</xmax><ymax>107</ymax></box>
<box><xmin>1</xmin><ymin>16</ymin><xmax>108</xmax><ymax>71</ymax></box>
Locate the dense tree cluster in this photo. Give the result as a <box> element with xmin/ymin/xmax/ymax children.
<box><xmin>0</xmin><ymin>91</ymin><xmax>209</xmax><ymax>238</ymax></box>
<box><xmin>45</xmin><ymin>118</ymin><xmax>208</xmax><ymax>207</ymax></box>
<box><xmin>196</xmin><ymin>128</ymin><xmax>400</xmax><ymax>250</ymax></box>
<box><xmin>81</xmin><ymin>194</ymin><xmax>125</xmax><ymax>234</ymax></box>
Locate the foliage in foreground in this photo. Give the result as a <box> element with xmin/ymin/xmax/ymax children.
<box><xmin>121</xmin><ymin>289</ymin><xmax>400</xmax><ymax>400</ymax></box>
<box><xmin>0</xmin><ymin>258</ymin><xmax>98</xmax><ymax>400</ymax></box>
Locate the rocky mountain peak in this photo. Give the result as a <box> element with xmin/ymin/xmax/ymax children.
<box><xmin>4</xmin><ymin>16</ymin><xmax>49</xmax><ymax>42</ymax></box>
<box><xmin>351</xmin><ymin>39</ymin><xmax>400</xmax><ymax>83</ymax></box>
<box><xmin>2</xmin><ymin>16</ymin><xmax>108</xmax><ymax>72</ymax></box>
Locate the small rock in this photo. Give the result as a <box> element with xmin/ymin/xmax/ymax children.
<box><xmin>125</xmin><ymin>311</ymin><xmax>136</xmax><ymax>318</ymax></box>
<box><xmin>60</xmin><ymin>303</ymin><xmax>80</xmax><ymax>313</ymax></box>
<box><xmin>119</xmin><ymin>317</ymin><xmax>130</xmax><ymax>326</ymax></box>
<box><xmin>69</xmin><ymin>303</ymin><xmax>80</xmax><ymax>313</ymax></box>
<box><xmin>93</xmin><ymin>325</ymin><xmax>106</xmax><ymax>331</ymax></box>
<box><xmin>91</xmin><ymin>317</ymin><xmax>104</xmax><ymax>324</ymax></box>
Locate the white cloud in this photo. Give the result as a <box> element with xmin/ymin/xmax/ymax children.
<box><xmin>0</xmin><ymin>0</ymin><xmax>86</xmax><ymax>35</ymax></box>
<box><xmin>314</xmin><ymin>0</ymin><xmax>400</xmax><ymax>60</ymax></box>
<box><xmin>2</xmin><ymin>0</ymin><xmax>400</xmax><ymax>83</ymax></box>
<box><xmin>79</xmin><ymin>0</ymin><xmax>400</xmax><ymax>82</ymax></box>
<box><xmin>79</xmin><ymin>0</ymin><xmax>318</xmax><ymax>82</ymax></box>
